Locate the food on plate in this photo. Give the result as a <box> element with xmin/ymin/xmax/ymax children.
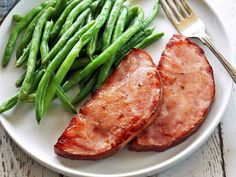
<box><xmin>129</xmin><ymin>35</ymin><xmax>215</xmax><ymax>152</ymax></box>
<box><xmin>0</xmin><ymin>0</ymin><xmax>218</xmax><ymax>160</ymax></box>
<box><xmin>54</xmin><ymin>49</ymin><xmax>162</xmax><ymax>160</ymax></box>
<box><xmin>0</xmin><ymin>0</ymin><xmax>164</xmax><ymax>123</ymax></box>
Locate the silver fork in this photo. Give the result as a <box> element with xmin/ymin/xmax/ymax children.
<box><xmin>160</xmin><ymin>0</ymin><xmax>236</xmax><ymax>83</ymax></box>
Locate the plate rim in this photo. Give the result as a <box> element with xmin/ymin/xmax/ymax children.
<box><xmin>0</xmin><ymin>0</ymin><xmax>234</xmax><ymax>177</ymax></box>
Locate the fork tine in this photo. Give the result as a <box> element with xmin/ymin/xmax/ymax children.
<box><xmin>179</xmin><ymin>0</ymin><xmax>193</xmax><ymax>15</ymax></box>
<box><xmin>165</xmin><ymin>0</ymin><xmax>181</xmax><ymax>21</ymax></box>
<box><xmin>173</xmin><ymin>0</ymin><xmax>188</xmax><ymax>18</ymax></box>
<box><xmin>160</xmin><ymin>0</ymin><xmax>179</xmax><ymax>24</ymax></box>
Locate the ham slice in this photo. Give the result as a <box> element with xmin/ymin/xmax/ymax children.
<box><xmin>54</xmin><ymin>49</ymin><xmax>162</xmax><ymax>159</ymax></box>
<box><xmin>129</xmin><ymin>35</ymin><xmax>215</xmax><ymax>152</ymax></box>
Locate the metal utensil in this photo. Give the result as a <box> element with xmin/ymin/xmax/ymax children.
<box><xmin>160</xmin><ymin>0</ymin><xmax>236</xmax><ymax>83</ymax></box>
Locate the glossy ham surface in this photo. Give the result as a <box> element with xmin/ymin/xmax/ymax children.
<box><xmin>54</xmin><ymin>49</ymin><xmax>162</xmax><ymax>159</ymax></box>
<box><xmin>129</xmin><ymin>35</ymin><xmax>215</xmax><ymax>152</ymax></box>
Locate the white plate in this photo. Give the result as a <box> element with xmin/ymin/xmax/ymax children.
<box><xmin>0</xmin><ymin>0</ymin><xmax>233</xmax><ymax>177</ymax></box>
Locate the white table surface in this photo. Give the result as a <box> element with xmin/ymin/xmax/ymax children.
<box><xmin>1</xmin><ymin>0</ymin><xmax>236</xmax><ymax>176</ymax></box>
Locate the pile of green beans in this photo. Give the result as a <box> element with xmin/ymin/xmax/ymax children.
<box><xmin>1</xmin><ymin>0</ymin><xmax>164</xmax><ymax>123</ymax></box>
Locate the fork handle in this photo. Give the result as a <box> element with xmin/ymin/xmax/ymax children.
<box><xmin>200</xmin><ymin>35</ymin><xmax>236</xmax><ymax>83</ymax></box>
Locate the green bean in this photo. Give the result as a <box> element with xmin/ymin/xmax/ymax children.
<box><xmin>102</xmin><ymin>27</ymin><xmax>154</xmax><ymax>81</ymax></box>
<box><xmin>66</xmin><ymin>0</ymin><xmax>74</xmax><ymax>5</ymax></box>
<box><xmin>119</xmin><ymin>27</ymin><xmax>154</xmax><ymax>53</ymax></box>
<box><xmin>92</xmin><ymin>0</ymin><xmax>121</xmax><ymax>53</ymax></box>
<box><xmin>14</xmin><ymin>0</ymin><xmax>57</xmax><ymax>60</ymax></box>
<box><xmin>114</xmin><ymin>27</ymin><xmax>154</xmax><ymax>67</ymax></box>
<box><xmin>19</xmin><ymin>93</ymin><xmax>36</xmax><ymax>102</ymax></box>
<box><xmin>38</xmin><ymin>0</ymin><xmax>113</xmax><ymax>121</ymax></box>
<box><xmin>41</xmin><ymin>0</ymin><xmax>57</xmax><ymax>8</ymax></box>
<box><xmin>40</xmin><ymin>21</ymin><xmax>54</xmax><ymax>60</ymax></box>
<box><xmin>13</xmin><ymin>15</ymin><xmax>23</xmax><ymax>22</ymax></box>
<box><xmin>62</xmin><ymin>8</ymin><xmax>144</xmax><ymax>92</ymax></box>
<box><xmin>72</xmin><ymin>72</ymin><xmax>98</xmax><ymax>105</ymax></box>
<box><xmin>15</xmin><ymin>0</ymin><xmax>57</xmax><ymax>58</ymax></box>
<box><xmin>0</xmin><ymin>94</ymin><xmax>18</xmax><ymax>114</ymax></box>
<box><xmin>16</xmin><ymin>11</ymin><xmax>43</xmax><ymax>59</ymax></box>
<box><xmin>15</xmin><ymin>72</ymin><xmax>26</xmax><ymax>88</ymax></box>
<box><xmin>142</xmin><ymin>0</ymin><xmax>160</xmax><ymax>28</ymax></box>
<box><xmin>125</xmin><ymin>1</ymin><xmax>157</xmax><ymax>30</ymax></box>
<box><xmin>79</xmin><ymin>19</ymin><xmax>86</xmax><ymax>29</ymax></box>
<box><xmin>0</xmin><ymin>91</ymin><xmax>44</xmax><ymax>112</ymax></box>
<box><xmin>102</xmin><ymin>0</ymin><xmax>124</xmax><ymax>51</ymax></box>
<box><xmin>91</xmin><ymin>0</ymin><xmax>106</xmax><ymax>54</ymax></box>
<box><xmin>2</xmin><ymin>6</ymin><xmax>43</xmax><ymax>67</ymax></box>
<box><xmin>86</xmin><ymin>14</ymin><xmax>93</xmax><ymax>34</ymax></box>
<box><xmin>86</xmin><ymin>13</ymin><xmax>97</xmax><ymax>59</ymax></box>
<box><xmin>135</xmin><ymin>32</ymin><xmax>164</xmax><ymax>49</ymax></box>
<box><xmin>31</xmin><ymin>69</ymin><xmax>45</xmax><ymax>92</ymax></box>
<box><xmin>79</xmin><ymin>73</ymin><xmax>94</xmax><ymax>87</ymax></box>
<box><xmin>36</xmin><ymin>21</ymin><xmax>95</xmax><ymax>122</ymax></box>
<box><xmin>42</xmin><ymin>9</ymin><xmax>91</xmax><ymax>64</ymax></box>
<box><xmin>50</xmin><ymin>0</ymin><xmax>83</xmax><ymax>39</ymax></box>
<box><xmin>20</xmin><ymin>8</ymin><xmax>54</xmax><ymax>99</ymax></box>
<box><xmin>124</xmin><ymin>5</ymin><xmax>139</xmax><ymax>29</ymax></box>
<box><xmin>112</xmin><ymin>7</ymin><xmax>128</xmax><ymax>43</ymax></box>
<box><xmin>126</xmin><ymin>0</ymin><xmax>158</xmax><ymax>30</ymax></box>
<box><xmin>20</xmin><ymin>77</ymin><xmax>77</xmax><ymax>111</ymax></box>
<box><xmin>90</xmin><ymin>0</ymin><xmax>101</xmax><ymax>13</ymax></box>
<box><xmin>52</xmin><ymin>0</ymin><xmax>67</xmax><ymax>20</ymax></box>
<box><xmin>16</xmin><ymin>44</ymin><xmax>30</xmax><ymax>68</ymax></box>
<box><xmin>24</xmin><ymin>73</ymin><xmax>77</xmax><ymax>113</ymax></box>
<box><xmin>57</xmin><ymin>86</ymin><xmax>77</xmax><ymax>114</ymax></box>
<box><xmin>59</xmin><ymin>0</ymin><xmax>93</xmax><ymax>37</ymax></box>
<box><xmin>118</xmin><ymin>0</ymin><xmax>159</xmax><ymax>53</ymax></box>
<box><xmin>71</xmin><ymin>57</ymin><xmax>91</xmax><ymax>71</ymax></box>
<box><xmin>88</xmin><ymin>33</ymin><xmax>99</xmax><ymax>59</ymax></box>
<box><xmin>94</xmin><ymin>35</ymin><xmax>103</xmax><ymax>54</ymax></box>
<box><xmin>66</xmin><ymin>67</ymin><xmax>94</xmax><ymax>88</ymax></box>
<box><xmin>96</xmin><ymin>6</ymin><xmax>128</xmax><ymax>89</ymax></box>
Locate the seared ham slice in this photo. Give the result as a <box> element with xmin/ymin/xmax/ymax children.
<box><xmin>130</xmin><ymin>35</ymin><xmax>215</xmax><ymax>152</ymax></box>
<box><xmin>55</xmin><ymin>49</ymin><xmax>162</xmax><ymax>159</ymax></box>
